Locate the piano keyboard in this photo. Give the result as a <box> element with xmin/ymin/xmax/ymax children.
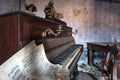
<box><xmin>52</xmin><ymin>45</ymin><xmax>82</xmax><ymax>68</ymax></box>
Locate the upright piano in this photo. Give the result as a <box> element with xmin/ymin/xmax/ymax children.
<box><xmin>0</xmin><ymin>11</ymin><xmax>83</xmax><ymax>79</ymax></box>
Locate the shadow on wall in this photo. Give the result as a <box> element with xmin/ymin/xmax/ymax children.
<box><xmin>76</xmin><ymin>0</ymin><xmax>120</xmax><ymax>48</ymax></box>
<box><xmin>91</xmin><ymin>1</ymin><xmax>120</xmax><ymax>43</ymax></box>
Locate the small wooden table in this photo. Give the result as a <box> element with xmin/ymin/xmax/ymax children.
<box><xmin>87</xmin><ymin>42</ymin><xmax>120</xmax><ymax>66</ymax></box>
<box><xmin>87</xmin><ymin>42</ymin><xmax>120</xmax><ymax>80</ymax></box>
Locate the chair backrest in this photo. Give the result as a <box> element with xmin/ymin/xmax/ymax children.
<box><xmin>103</xmin><ymin>44</ymin><xmax>118</xmax><ymax>80</ymax></box>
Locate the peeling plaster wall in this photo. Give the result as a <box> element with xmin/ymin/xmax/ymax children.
<box><xmin>27</xmin><ymin>0</ymin><xmax>120</xmax><ymax>48</ymax></box>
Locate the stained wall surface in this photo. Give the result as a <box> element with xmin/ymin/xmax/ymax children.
<box><xmin>26</xmin><ymin>0</ymin><xmax>120</xmax><ymax>47</ymax></box>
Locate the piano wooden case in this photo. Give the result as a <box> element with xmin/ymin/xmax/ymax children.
<box><xmin>0</xmin><ymin>11</ymin><xmax>83</xmax><ymax>79</ymax></box>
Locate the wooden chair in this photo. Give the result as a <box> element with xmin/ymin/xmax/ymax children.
<box><xmin>102</xmin><ymin>44</ymin><xmax>118</xmax><ymax>80</ymax></box>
